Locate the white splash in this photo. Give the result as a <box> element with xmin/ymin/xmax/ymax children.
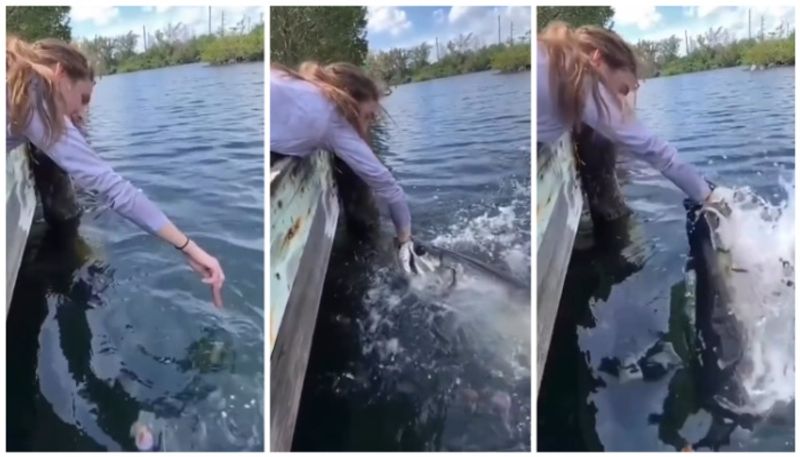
<box><xmin>703</xmin><ymin>179</ymin><xmax>794</xmax><ymax>416</ymax></box>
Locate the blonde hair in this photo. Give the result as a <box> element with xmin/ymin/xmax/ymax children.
<box><xmin>538</xmin><ymin>21</ymin><xmax>639</xmax><ymax>131</ymax></box>
<box><xmin>272</xmin><ymin>61</ymin><xmax>385</xmax><ymax>140</ymax></box>
<box><xmin>7</xmin><ymin>36</ymin><xmax>94</xmax><ymax>148</ymax></box>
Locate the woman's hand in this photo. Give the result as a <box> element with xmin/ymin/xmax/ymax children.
<box><xmin>181</xmin><ymin>241</ymin><xmax>225</xmax><ymax>308</ymax></box>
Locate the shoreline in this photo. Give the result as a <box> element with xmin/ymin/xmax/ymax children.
<box><xmin>106</xmin><ymin>58</ymin><xmax>265</xmax><ymax>76</ymax></box>
<box><xmin>391</xmin><ymin>67</ymin><xmax>531</xmax><ymax>87</ymax></box>
<box><xmin>650</xmin><ymin>63</ymin><xmax>794</xmax><ymax>79</ymax></box>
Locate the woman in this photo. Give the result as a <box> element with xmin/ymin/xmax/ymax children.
<box><xmin>270</xmin><ymin>61</ymin><xmax>419</xmax><ymax>271</ymax></box>
<box><xmin>537</xmin><ymin>22</ymin><xmax>720</xmax><ymax>205</ymax></box>
<box><xmin>7</xmin><ymin>37</ymin><xmax>225</xmax><ymax>307</ymax></box>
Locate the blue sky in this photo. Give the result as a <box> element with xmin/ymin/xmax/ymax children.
<box><xmin>366</xmin><ymin>6</ymin><xmax>531</xmax><ymax>53</ymax></box>
<box><xmin>610</xmin><ymin>5</ymin><xmax>795</xmax><ymax>55</ymax></box>
<box><xmin>69</xmin><ymin>6</ymin><xmax>263</xmax><ymax>52</ymax></box>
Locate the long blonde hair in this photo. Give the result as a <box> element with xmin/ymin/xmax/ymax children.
<box><xmin>538</xmin><ymin>21</ymin><xmax>638</xmax><ymax>131</ymax></box>
<box><xmin>7</xmin><ymin>36</ymin><xmax>94</xmax><ymax>148</ymax></box>
<box><xmin>273</xmin><ymin>61</ymin><xmax>385</xmax><ymax>140</ymax></box>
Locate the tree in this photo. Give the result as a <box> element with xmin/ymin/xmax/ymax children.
<box><xmin>113</xmin><ymin>31</ymin><xmax>138</xmax><ymax>61</ymax></box>
<box><xmin>656</xmin><ymin>35</ymin><xmax>680</xmax><ymax>66</ymax></box>
<box><xmin>537</xmin><ymin>6</ymin><xmax>615</xmax><ymax>31</ymax></box>
<box><xmin>271</xmin><ymin>6</ymin><xmax>368</xmax><ymax>67</ymax></box>
<box><xmin>409</xmin><ymin>42</ymin><xmax>431</xmax><ymax>70</ymax></box>
<box><xmin>634</xmin><ymin>39</ymin><xmax>658</xmax><ymax>77</ymax></box>
<box><xmin>7</xmin><ymin>6</ymin><xmax>72</xmax><ymax>42</ymax></box>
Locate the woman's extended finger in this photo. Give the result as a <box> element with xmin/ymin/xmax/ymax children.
<box><xmin>211</xmin><ymin>281</ymin><xmax>223</xmax><ymax>308</ymax></box>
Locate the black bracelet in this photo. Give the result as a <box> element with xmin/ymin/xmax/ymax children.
<box><xmin>176</xmin><ymin>236</ymin><xmax>190</xmax><ymax>251</ymax></box>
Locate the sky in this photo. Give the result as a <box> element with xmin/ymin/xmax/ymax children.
<box><xmin>366</xmin><ymin>6</ymin><xmax>532</xmax><ymax>54</ymax></box>
<box><xmin>69</xmin><ymin>6</ymin><xmax>264</xmax><ymax>52</ymax></box>
<box><xmin>610</xmin><ymin>5</ymin><xmax>795</xmax><ymax>55</ymax></box>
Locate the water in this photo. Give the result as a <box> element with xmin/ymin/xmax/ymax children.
<box><xmin>538</xmin><ymin>66</ymin><xmax>794</xmax><ymax>451</ymax></box>
<box><xmin>292</xmin><ymin>70</ymin><xmax>532</xmax><ymax>451</ymax></box>
<box><xmin>6</xmin><ymin>63</ymin><xmax>264</xmax><ymax>451</ymax></box>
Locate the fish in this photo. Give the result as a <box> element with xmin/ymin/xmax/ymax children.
<box><xmin>398</xmin><ymin>239</ymin><xmax>529</xmax><ymax>304</ymax></box>
<box><xmin>684</xmin><ymin>199</ymin><xmax>750</xmax><ymax>415</ymax></box>
<box><xmin>397</xmin><ymin>239</ymin><xmax>531</xmax><ymax>380</ymax></box>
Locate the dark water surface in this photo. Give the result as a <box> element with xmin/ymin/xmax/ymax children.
<box><xmin>538</xmin><ymin>67</ymin><xmax>794</xmax><ymax>451</ymax></box>
<box><xmin>292</xmin><ymin>70</ymin><xmax>532</xmax><ymax>451</ymax></box>
<box><xmin>7</xmin><ymin>63</ymin><xmax>264</xmax><ymax>451</ymax></box>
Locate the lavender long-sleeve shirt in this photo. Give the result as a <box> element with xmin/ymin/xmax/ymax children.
<box><xmin>270</xmin><ymin>69</ymin><xmax>411</xmax><ymax>235</ymax></box>
<box><xmin>537</xmin><ymin>43</ymin><xmax>711</xmax><ymax>202</ymax></box>
<box><xmin>6</xmin><ymin>82</ymin><xmax>169</xmax><ymax>234</ymax></box>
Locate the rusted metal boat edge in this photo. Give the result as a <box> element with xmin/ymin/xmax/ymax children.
<box><xmin>269</xmin><ymin>150</ymin><xmax>339</xmax><ymax>451</ymax></box>
<box><xmin>6</xmin><ymin>144</ymin><xmax>37</xmax><ymax>313</ymax></box>
<box><xmin>536</xmin><ymin>132</ymin><xmax>583</xmax><ymax>391</ymax></box>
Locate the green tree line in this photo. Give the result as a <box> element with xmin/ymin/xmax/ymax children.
<box><xmin>271</xmin><ymin>6</ymin><xmax>369</xmax><ymax>67</ymax></box>
<box><xmin>537</xmin><ymin>6</ymin><xmax>794</xmax><ymax>78</ymax></box>
<box><xmin>635</xmin><ymin>24</ymin><xmax>794</xmax><ymax>77</ymax></box>
<box><xmin>366</xmin><ymin>34</ymin><xmax>531</xmax><ymax>86</ymax></box>
<box><xmin>7</xmin><ymin>6</ymin><xmax>264</xmax><ymax>75</ymax></box>
<box><xmin>271</xmin><ymin>6</ymin><xmax>530</xmax><ymax>86</ymax></box>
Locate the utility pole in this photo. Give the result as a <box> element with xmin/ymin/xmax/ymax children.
<box><xmin>435</xmin><ymin>36</ymin><xmax>439</xmax><ymax>60</ymax></box>
<box><xmin>760</xmin><ymin>15</ymin><xmax>764</xmax><ymax>41</ymax></box>
<box><xmin>684</xmin><ymin>29</ymin><xmax>689</xmax><ymax>54</ymax></box>
<box><xmin>208</xmin><ymin>7</ymin><xmax>212</xmax><ymax>35</ymax></box>
<box><xmin>143</xmin><ymin>25</ymin><xmax>147</xmax><ymax>51</ymax></box>
<box><xmin>221</xmin><ymin>11</ymin><xmax>225</xmax><ymax>36</ymax></box>
<box><xmin>510</xmin><ymin>21</ymin><xmax>514</xmax><ymax>45</ymax></box>
<box><xmin>497</xmin><ymin>15</ymin><xmax>501</xmax><ymax>45</ymax></box>
<box><xmin>748</xmin><ymin>8</ymin><xmax>751</xmax><ymax>40</ymax></box>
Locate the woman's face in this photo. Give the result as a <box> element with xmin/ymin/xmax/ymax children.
<box><xmin>590</xmin><ymin>50</ymin><xmax>638</xmax><ymax>96</ymax></box>
<box><xmin>57</xmin><ymin>76</ymin><xmax>93</xmax><ymax>119</ymax></box>
<box><xmin>359</xmin><ymin>99</ymin><xmax>379</xmax><ymax>126</ymax></box>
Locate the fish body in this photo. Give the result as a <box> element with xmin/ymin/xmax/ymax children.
<box><xmin>684</xmin><ymin>199</ymin><xmax>749</xmax><ymax>414</ymax></box>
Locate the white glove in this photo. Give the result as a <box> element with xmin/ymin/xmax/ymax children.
<box><xmin>397</xmin><ymin>240</ymin><xmax>437</xmax><ymax>275</ymax></box>
<box><xmin>398</xmin><ymin>240</ymin><xmax>415</xmax><ymax>274</ymax></box>
<box><xmin>702</xmin><ymin>188</ymin><xmax>731</xmax><ymax>218</ymax></box>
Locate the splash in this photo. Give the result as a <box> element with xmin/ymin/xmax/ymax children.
<box><xmin>430</xmin><ymin>180</ymin><xmax>531</xmax><ymax>283</ymax></box>
<box><xmin>346</xmin><ymin>178</ymin><xmax>531</xmax><ymax>449</ymax></box>
<box><xmin>702</xmin><ymin>179</ymin><xmax>794</xmax><ymax>416</ymax></box>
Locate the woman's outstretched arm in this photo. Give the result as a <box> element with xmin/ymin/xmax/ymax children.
<box><xmin>23</xmin><ymin>105</ymin><xmax>225</xmax><ymax>307</ymax></box>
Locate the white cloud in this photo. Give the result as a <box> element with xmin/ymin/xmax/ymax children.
<box><xmin>612</xmin><ymin>5</ymin><xmax>663</xmax><ymax>30</ymax></box>
<box><xmin>697</xmin><ymin>6</ymin><xmax>723</xmax><ymax>18</ymax></box>
<box><xmin>371</xmin><ymin>6</ymin><xmax>531</xmax><ymax>60</ymax></box>
<box><xmin>367</xmin><ymin>6</ymin><xmax>412</xmax><ymax>37</ymax></box>
<box><xmin>433</xmin><ymin>9</ymin><xmax>445</xmax><ymax>25</ymax></box>
<box><xmin>70</xmin><ymin>6</ymin><xmax>120</xmax><ymax>26</ymax></box>
<box><xmin>683</xmin><ymin>6</ymin><xmax>724</xmax><ymax>18</ymax></box>
<box><xmin>448</xmin><ymin>6</ymin><xmax>479</xmax><ymax>24</ymax></box>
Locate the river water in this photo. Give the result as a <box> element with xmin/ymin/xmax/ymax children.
<box><xmin>538</xmin><ymin>66</ymin><xmax>794</xmax><ymax>451</ymax></box>
<box><xmin>6</xmin><ymin>62</ymin><xmax>264</xmax><ymax>451</ymax></box>
<box><xmin>291</xmin><ymin>70</ymin><xmax>532</xmax><ymax>451</ymax></box>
